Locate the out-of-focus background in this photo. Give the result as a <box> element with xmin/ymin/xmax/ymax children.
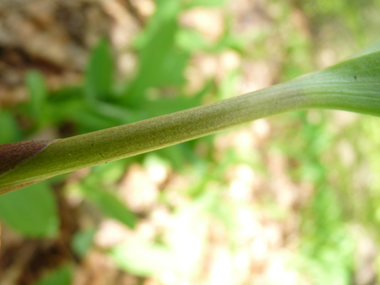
<box><xmin>0</xmin><ymin>0</ymin><xmax>380</xmax><ymax>284</ymax></box>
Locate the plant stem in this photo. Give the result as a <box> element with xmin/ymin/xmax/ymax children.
<box><xmin>1</xmin><ymin>49</ymin><xmax>380</xmax><ymax>194</ymax></box>
<box><xmin>0</xmin><ymin>82</ymin><xmax>309</xmax><ymax>189</ymax></box>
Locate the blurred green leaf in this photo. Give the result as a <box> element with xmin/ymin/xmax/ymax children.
<box><xmin>80</xmin><ymin>182</ymin><xmax>137</xmax><ymax>229</ymax></box>
<box><xmin>91</xmin><ymin>160</ymin><xmax>128</xmax><ymax>185</ymax></box>
<box><xmin>183</xmin><ymin>0</ymin><xmax>226</xmax><ymax>9</ymax></box>
<box><xmin>110</xmin><ymin>240</ymin><xmax>177</xmax><ymax>276</ymax></box>
<box><xmin>0</xmin><ymin>110</ymin><xmax>23</xmax><ymax>144</ymax></box>
<box><xmin>33</xmin><ymin>263</ymin><xmax>73</xmax><ymax>285</ymax></box>
<box><xmin>144</xmin><ymin>81</ymin><xmax>211</xmax><ymax>117</ymax></box>
<box><xmin>176</xmin><ymin>29</ymin><xmax>209</xmax><ymax>52</ymax></box>
<box><xmin>297</xmin><ymin>186</ymin><xmax>355</xmax><ymax>284</ymax></box>
<box><xmin>44</xmin><ymin>86</ymin><xmax>86</xmax><ymax>127</ymax></box>
<box><xmin>124</xmin><ymin>1</ymin><xmax>188</xmax><ymax>105</ymax></box>
<box><xmin>0</xmin><ymin>181</ymin><xmax>59</xmax><ymax>237</ymax></box>
<box><xmin>49</xmin><ymin>86</ymin><xmax>84</xmax><ymax>102</ymax></box>
<box><xmin>25</xmin><ymin>70</ymin><xmax>48</xmax><ymax>126</ymax></box>
<box><xmin>72</xmin><ymin>108</ymin><xmax>121</xmax><ymax>133</ymax></box>
<box><xmin>85</xmin><ymin>40</ymin><xmax>113</xmax><ymax>100</ymax></box>
<box><xmin>71</xmin><ymin>228</ymin><xmax>96</xmax><ymax>257</ymax></box>
<box><xmin>218</xmin><ymin>69</ymin><xmax>240</xmax><ymax>100</ymax></box>
<box><xmin>134</xmin><ymin>0</ymin><xmax>181</xmax><ymax>49</ymax></box>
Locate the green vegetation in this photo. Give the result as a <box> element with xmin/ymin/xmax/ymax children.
<box><xmin>0</xmin><ymin>0</ymin><xmax>380</xmax><ymax>284</ymax></box>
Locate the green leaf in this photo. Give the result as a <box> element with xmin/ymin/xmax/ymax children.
<box><xmin>176</xmin><ymin>29</ymin><xmax>210</xmax><ymax>52</ymax></box>
<box><xmin>71</xmin><ymin>228</ymin><xmax>96</xmax><ymax>257</ymax></box>
<box><xmin>110</xmin><ymin>240</ymin><xmax>177</xmax><ymax>276</ymax></box>
<box><xmin>124</xmin><ymin>1</ymin><xmax>188</xmax><ymax>105</ymax></box>
<box><xmin>0</xmin><ymin>181</ymin><xmax>59</xmax><ymax>237</ymax></box>
<box><xmin>33</xmin><ymin>263</ymin><xmax>73</xmax><ymax>285</ymax></box>
<box><xmin>142</xmin><ymin>84</ymin><xmax>208</xmax><ymax>116</ymax></box>
<box><xmin>0</xmin><ymin>110</ymin><xmax>22</xmax><ymax>144</ymax></box>
<box><xmin>155</xmin><ymin>143</ymin><xmax>193</xmax><ymax>169</ymax></box>
<box><xmin>85</xmin><ymin>40</ymin><xmax>113</xmax><ymax>100</ymax></box>
<box><xmin>183</xmin><ymin>0</ymin><xmax>226</xmax><ymax>9</ymax></box>
<box><xmin>25</xmin><ymin>70</ymin><xmax>48</xmax><ymax>126</ymax></box>
<box><xmin>80</xmin><ymin>182</ymin><xmax>137</xmax><ymax>229</ymax></box>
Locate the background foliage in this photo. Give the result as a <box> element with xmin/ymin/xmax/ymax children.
<box><xmin>0</xmin><ymin>0</ymin><xmax>380</xmax><ymax>284</ymax></box>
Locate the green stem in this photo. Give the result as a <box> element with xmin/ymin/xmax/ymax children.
<box><xmin>0</xmin><ymin>82</ymin><xmax>307</xmax><ymax>188</ymax></box>
<box><xmin>1</xmin><ymin>49</ymin><xmax>380</xmax><ymax>194</ymax></box>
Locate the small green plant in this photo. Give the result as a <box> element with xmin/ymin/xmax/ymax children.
<box><xmin>1</xmin><ymin>39</ymin><xmax>379</xmax><ymax>195</ymax></box>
